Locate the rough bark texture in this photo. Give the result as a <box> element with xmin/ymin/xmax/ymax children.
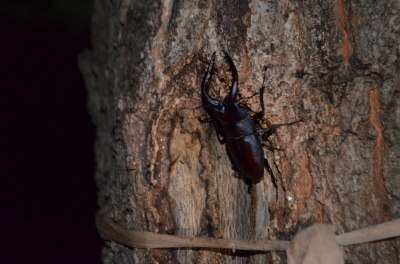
<box><xmin>79</xmin><ymin>0</ymin><xmax>400</xmax><ymax>263</ymax></box>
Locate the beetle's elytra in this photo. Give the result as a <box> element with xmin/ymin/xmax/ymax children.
<box><xmin>201</xmin><ymin>50</ymin><xmax>302</xmax><ymax>181</ymax></box>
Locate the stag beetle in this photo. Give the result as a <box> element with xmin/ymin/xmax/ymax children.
<box><xmin>201</xmin><ymin>50</ymin><xmax>302</xmax><ymax>181</ymax></box>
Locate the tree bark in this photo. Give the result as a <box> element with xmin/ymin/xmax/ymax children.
<box><xmin>79</xmin><ymin>0</ymin><xmax>400</xmax><ymax>263</ymax></box>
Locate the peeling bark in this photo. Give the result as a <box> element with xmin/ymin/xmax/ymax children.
<box><xmin>80</xmin><ymin>0</ymin><xmax>400</xmax><ymax>263</ymax></box>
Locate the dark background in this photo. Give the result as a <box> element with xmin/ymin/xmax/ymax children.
<box><xmin>0</xmin><ymin>0</ymin><xmax>103</xmax><ymax>263</ymax></box>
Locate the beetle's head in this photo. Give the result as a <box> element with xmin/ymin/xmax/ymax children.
<box><xmin>201</xmin><ymin>51</ymin><xmax>247</xmax><ymax>122</ymax></box>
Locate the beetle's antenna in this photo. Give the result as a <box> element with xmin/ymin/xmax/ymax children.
<box><xmin>256</xmin><ymin>118</ymin><xmax>304</xmax><ymax>134</ymax></box>
<box><xmin>240</xmin><ymin>91</ymin><xmax>259</xmax><ymax>100</ymax></box>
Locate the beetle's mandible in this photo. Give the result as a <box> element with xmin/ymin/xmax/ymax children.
<box><xmin>201</xmin><ymin>50</ymin><xmax>302</xmax><ymax>181</ymax></box>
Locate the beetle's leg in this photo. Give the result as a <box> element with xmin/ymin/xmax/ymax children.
<box><xmin>255</xmin><ymin>65</ymin><xmax>303</xmax><ymax>133</ymax></box>
<box><xmin>252</xmin><ymin>86</ymin><xmax>265</xmax><ymax>121</ymax></box>
<box><xmin>256</xmin><ymin>118</ymin><xmax>303</xmax><ymax>134</ymax></box>
<box><xmin>264</xmin><ymin>158</ymin><xmax>273</xmax><ymax>176</ymax></box>
<box><xmin>231</xmin><ymin>163</ymin><xmax>240</xmax><ymax>172</ymax></box>
<box><xmin>201</xmin><ymin>115</ymin><xmax>225</xmax><ymax>142</ymax></box>
<box><xmin>264</xmin><ymin>158</ymin><xmax>278</xmax><ymax>200</ymax></box>
<box><xmin>180</xmin><ymin>106</ymin><xmax>203</xmax><ymax>110</ymax></box>
<box><xmin>262</xmin><ymin>143</ymin><xmax>281</xmax><ymax>151</ymax></box>
<box><xmin>252</xmin><ymin>66</ymin><xmax>268</xmax><ymax>120</ymax></box>
<box><xmin>198</xmin><ymin>117</ymin><xmax>212</xmax><ymax>123</ymax></box>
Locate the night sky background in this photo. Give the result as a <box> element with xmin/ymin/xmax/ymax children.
<box><xmin>0</xmin><ymin>0</ymin><xmax>103</xmax><ymax>263</ymax></box>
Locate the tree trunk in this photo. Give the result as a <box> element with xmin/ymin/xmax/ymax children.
<box><xmin>79</xmin><ymin>0</ymin><xmax>400</xmax><ymax>263</ymax></box>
